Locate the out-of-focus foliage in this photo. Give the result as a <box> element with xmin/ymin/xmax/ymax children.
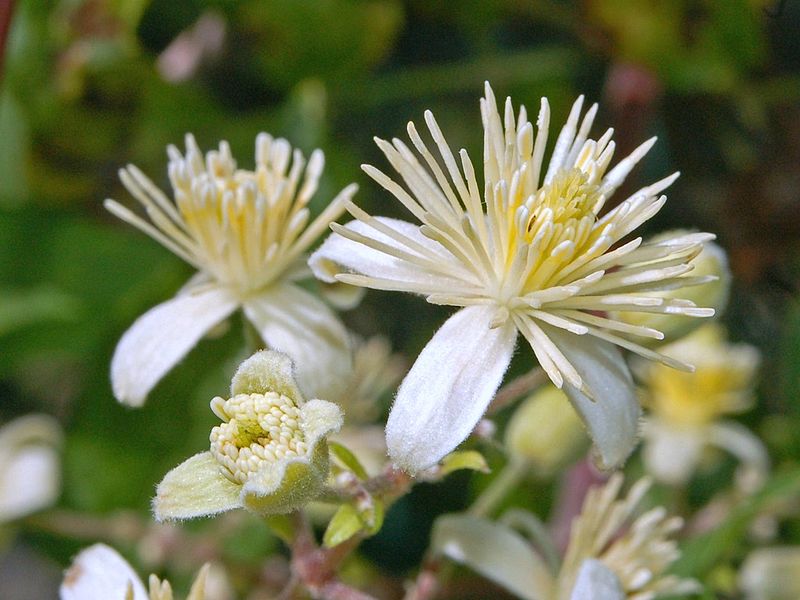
<box><xmin>1</xmin><ymin>0</ymin><xmax>799</xmax><ymax>598</ymax></box>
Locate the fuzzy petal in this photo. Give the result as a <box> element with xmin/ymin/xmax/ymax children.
<box><xmin>153</xmin><ymin>452</ymin><xmax>241</xmax><ymax>521</ymax></box>
<box><xmin>541</xmin><ymin>324</ymin><xmax>640</xmax><ymax>470</ymax></box>
<box><xmin>243</xmin><ymin>283</ymin><xmax>351</xmax><ymax>399</ymax></box>
<box><xmin>431</xmin><ymin>514</ymin><xmax>555</xmax><ymax>600</ymax></box>
<box><xmin>309</xmin><ymin>217</ymin><xmax>462</xmax><ymax>288</ymax></box>
<box><xmin>386</xmin><ymin>306</ymin><xmax>516</xmax><ymax>473</ymax></box>
<box><xmin>569</xmin><ymin>559</ymin><xmax>625</xmax><ymax>600</ymax></box>
<box><xmin>60</xmin><ymin>543</ymin><xmax>147</xmax><ymax>600</ymax></box>
<box><xmin>111</xmin><ymin>285</ymin><xmax>238</xmax><ymax>406</ymax></box>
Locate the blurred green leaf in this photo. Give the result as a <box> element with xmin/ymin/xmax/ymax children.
<box><xmin>323</xmin><ymin>503</ymin><xmax>364</xmax><ymax>548</ymax></box>
<box><xmin>329</xmin><ymin>441</ymin><xmax>369</xmax><ymax>481</ymax></box>
<box><xmin>440</xmin><ymin>450</ymin><xmax>490</xmax><ymax>476</ymax></box>
<box><xmin>0</xmin><ymin>287</ymin><xmax>81</xmax><ymax>335</ymax></box>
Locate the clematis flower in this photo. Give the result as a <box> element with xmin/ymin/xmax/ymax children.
<box><xmin>432</xmin><ymin>474</ymin><xmax>700</xmax><ymax>600</ymax></box>
<box><xmin>0</xmin><ymin>414</ymin><xmax>61</xmax><ymax>525</ymax></box>
<box><xmin>637</xmin><ymin>323</ymin><xmax>767</xmax><ymax>488</ymax></box>
<box><xmin>311</xmin><ymin>82</ymin><xmax>715</xmax><ymax>472</ymax></box>
<box><xmin>105</xmin><ymin>133</ymin><xmax>358</xmax><ymax>406</ymax></box>
<box><xmin>153</xmin><ymin>350</ymin><xmax>343</xmax><ymax>519</ymax></box>
<box><xmin>60</xmin><ymin>543</ymin><xmax>211</xmax><ymax>600</ymax></box>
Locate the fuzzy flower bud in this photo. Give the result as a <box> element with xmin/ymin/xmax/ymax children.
<box><xmin>504</xmin><ymin>385</ymin><xmax>588</xmax><ymax>476</ymax></box>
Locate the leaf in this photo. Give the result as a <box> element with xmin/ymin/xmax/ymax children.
<box><xmin>264</xmin><ymin>514</ymin><xmax>295</xmax><ymax>545</ymax></box>
<box><xmin>439</xmin><ymin>450</ymin><xmax>490</xmax><ymax>476</ymax></box>
<box><xmin>329</xmin><ymin>441</ymin><xmax>369</xmax><ymax>480</ymax></box>
<box><xmin>323</xmin><ymin>503</ymin><xmax>364</xmax><ymax>548</ymax></box>
<box><xmin>365</xmin><ymin>498</ymin><xmax>385</xmax><ymax>535</ymax></box>
<box><xmin>0</xmin><ymin>287</ymin><xmax>81</xmax><ymax>336</ymax></box>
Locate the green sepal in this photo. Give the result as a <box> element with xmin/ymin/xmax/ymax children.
<box><xmin>323</xmin><ymin>503</ymin><xmax>364</xmax><ymax>548</ymax></box>
<box><xmin>264</xmin><ymin>514</ymin><xmax>295</xmax><ymax>545</ymax></box>
<box><xmin>440</xmin><ymin>450</ymin><xmax>490</xmax><ymax>476</ymax></box>
<box><xmin>329</xmin><ymin>441</ymin><xmax>369</xmax><ymax>480</ymax></box>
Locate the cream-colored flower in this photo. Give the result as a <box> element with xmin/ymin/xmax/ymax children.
<box><xmin>311</xmin><ymin>82</ymin><xmax>715</xmax><ymax>472</ymax></box>
<box><xmin>638</xmin><ymin>323</ymin><xmax>766</xmax><ymax>487</ymax></box>
<box><xmin>558</xmin><ymin>475</ymin><xmax>699</xmax><ymax>599</ymax></box>
<box><xmin>432</xmin><ymin>475</ymin><xmax>699</xmax><ymax>600</ymax></box>
<box><xmin>106</xmin><ymin>133</ymin><xmax>358</xmax><ymax>406</ymax></box>
<box><xmin>153</xmin><ymin>350</ymin><xmax>342</xmax><ymax>519</ymax></box>
<box><xmin>0</xmin><ymin>414</ymin><xmax>61</xmax><ymax>524</ymax></box>
<box><xmin>60</xmin><ymin>543</ymin><xmax>211</xmax><ymax>600</ymax></box>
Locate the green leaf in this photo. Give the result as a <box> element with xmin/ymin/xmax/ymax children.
<box><xmin>365</xmin><ymin>498</ymin><xmax>385</xmax><ymax>535</ymax></box>
<box><xmin>440</xmin><ymin>450</ymin><xmax>490</xmax><ymax>476</ymax></box>
<box><xmin>323</xmin><ymin>503</ymin><xmax>364</xmax><ymax>548</ymax></box>
<box><xmin>0</xmin><ymin>287</ymin><xmax>81</xmax><ymax>335</ymax></box>
<box><xmin>329</xmin><ymin>441</ymin><xmax>369</xmax><ymax>480</ymax></box>
<box><xmin>673</xmin><ymin>467</ymin><xmax>800</xmax><ymax>577</ymax></box>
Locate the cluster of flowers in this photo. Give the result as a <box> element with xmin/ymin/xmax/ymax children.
<box><xmin>37</xmin><ymin>83</ymin><xmax>791</xmax><ymax>599</ymax></box>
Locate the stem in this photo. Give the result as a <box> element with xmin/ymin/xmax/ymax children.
<box><xmin>486</xmin><ymin>368</ymin><xmax>546</xmax><ymax>415</ymax></box>
<box><xmin>468</xmin><ymin>459</ymin><xmax>530</xmax><ymax>518</ymax></box>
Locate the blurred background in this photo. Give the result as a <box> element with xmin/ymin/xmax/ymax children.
<box><xmin>0</xmin><ymin>0</ymin><xmax>799</xmax><ymax>598</ymax></box>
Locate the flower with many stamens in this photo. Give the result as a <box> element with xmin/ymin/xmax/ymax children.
<box><xmin>153</xmin><ymin>350</ymin><xmax>342</xmax><ymax>519</ymax></box>
<box><xmin>106</xmin><ymin>133</ymin><xmax>358</xmax><ymax>406</ymax></box>
<box><xmin>311</xmin><ymin>83</ymin><xmax>716</xmax><ymax>473</ymax></box>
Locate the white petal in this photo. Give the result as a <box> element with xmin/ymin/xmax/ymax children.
<box><xmin>431</xmin><ymin>514</ymin><xmax>555</xmax><ymax>600</ymax></box>
<box><xmin>309</xmin><ymin>217</ymin><xmax>462</xmax><ymax>290</ymax></box>
<box><xmin>569</xmin><ymin>559</ymin><xmax>625</xmax><ymax>600</ymax></box>
<box><xmin>541</xmin><ymin>324</ymin><xmax>640</xmax><ymax>470</ymax></box>
<box><xmin>708</xmin><ymin>421</ymin><xmax>770</xmax><ymax>491</ymax></box>
<box><xmin>243</xmin><ymin>284</ymin><xmax>351</xmax><ymax>400</ymax></box>
<box><xmin>386</xmin><ymin>306</ymin><xmax>516</xmax><ymax>473</ymax></box>
<box><xmin>111</xmin><ymin>285</ymin><xmax>238</xmax><ymax>406</ymax></box>
<box><xmin>60</xmin><ymin>543</ymin><xmax>147</xmax><ymax>600</ymax></box>
<box><xmin>642</xmin><ymin>420</ymin><xmax>703</xmax><ymax>485</ymax></box>
<box><xmin>0</xmin><ymin>445</ymin><xmax>60</xmax><ymax>522</ymax></box>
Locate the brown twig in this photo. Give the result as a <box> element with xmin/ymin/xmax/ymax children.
<box><xmin>486</xmin><ymin>367</ymin><xmax>546</xmax><ymax>415</ymax></box>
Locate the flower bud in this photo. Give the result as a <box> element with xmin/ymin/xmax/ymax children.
<box><xmin>739</xmin><ymin>547</ymin><xmax>800</xmax><ymax>600</ymax></box>
<box><xmin>504</xmin><ymin>385</ymin><xmax>588</xmax><ymax>476</ymax></box>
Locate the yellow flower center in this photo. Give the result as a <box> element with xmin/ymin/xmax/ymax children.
<box><xmin>524</xmin><ymin>168</ymin><xmax>600</xmax><ymax>243</ymax></box>
<box><xmin>647</xmin><ymin>365</ymin><xmax>751</xmax><ymax>427</ymax></box>
<box><xmin>209</xmin><ymin>392</ymin><xmax>307</xmax><ymax>484</ymax></box>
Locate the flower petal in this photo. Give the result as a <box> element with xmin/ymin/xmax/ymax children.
<box><xmin>111</xmin><ymin>285</ymin><xmax>238</xmax><ymax>406</ymax></box>
<box><xmin>153</xmin><ymin>451</ymin><xmax>241</xmax><ymax>521</ymax></box>
<box><xmin>243</xmin><ymin>283</ymin><xmax>351</xmax><ymax>400</ymax></box>
<box><xmin>309</xmin><ymin>217</ymin><xmax>462</xmax><ymax>290</ymax></box>
<box><xmin>386</xmin><ymin>306</ymin><xmax>516</xmax><ymax>473</ymax></box>
<box><xmin>642</xmin><ymin>421</ymin><xmax>704</xmax><ymax>485</ymax></box>
<box><xmin>540</xmin><ymin>324</ymin><xmax>640</xmax><ymax>470</ymax></box>
<box><xmin>230</xmin><ymin>350</ymin><xmax>306</xmax><ymax>402</ymax></box>
<box><xmin>60</xmin><ymin>543</ymin><xmax>147</xmax><ymax>600</ymax></box>
<box><xmin>569</xmin><ymin>559</ymin><xmax>625</xmax><ymax>600</ymax></box>
<box><xmin>431</xmin><ymin>514</ymin><xmax>555</xmax><ymax>600</ymax></box>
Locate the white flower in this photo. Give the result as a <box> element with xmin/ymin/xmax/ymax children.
<box><xmin>60</xmin><ymin>543</ymin><xmax>211</xmax><ymax>600</ymax></box>
<box><xmin>311</xmin><ymin>82</ymin><xmax>715</xmax><ymax>472</ymax></box>
<box><xmin>105</xmin><ymin>133</ymin><xmax>358</xmax><ymax>406</ymax></box>
<box><xmin>638</xmin><ymin>323</ymin><xmax>767</xmax><ymax>488</ymax></box>
<box><xmin>0</xmin><ymin>414</ymin><xmax>61</xmax><ymax>524</ymax></box>
<box><xmin>739</xmin><ymin>547</ymin><xmax>800</xmax><ymax>600</ymax></box>
<box><xmin>431</xmin><ymin>475</ymin><xmax>699</xmax><ymax>600</ymax></box>
<box><xmin>153</xmin><ymin>350</ymin><xmax>342</xmax><ymax>519</ymax></box>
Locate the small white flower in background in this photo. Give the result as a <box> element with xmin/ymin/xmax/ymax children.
<box><xmin>431</xmin><ymin>474</ymin><xmax>700</xmax><ymax>600</ymax></box>
<box><xmin>153</xmin><ymin>350</ymin><xmax>342</xmax><ymax>519</ymax></box>
<box><xmin>637</xmin><ymin>323</ymin><xmax>767</xmax><ymax>488</ymax></box>
<box><xmin>739</xmin><ymin>547</ymin><xmax>800</xmax><ymax>600</ymax></box>
<box><xmin>105</xmin><ymin>133</ymin><xmax>358</xmax><ymax>406</ymax></box>
<box><xmin>0</xmin><ymin>414</ymin><xmax>61</xmax><ymax>524</ymax></box>
<box><xmin>311</xmin><ymin>82</ymin><xmax>715</xmax><ymax>472</ymax></box>
<box><xmin>60</xmin><ymin>543</ymin><xmax>213</xmax><ymax>600</ymax></box>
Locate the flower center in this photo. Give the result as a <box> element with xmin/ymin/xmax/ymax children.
<box><xmin>167</xmin><ymin>135</ymin><xmax>320</xmax><ymax>293</ymax></box>
<box><xmin>523</xmin><ymin>168</ymin><xmax>600</xmax><ymax>246</ymax></box>
<box><xmin>209</xmin><ymin>392</ymin><xmax>307</xmax><ymax>484</ymax></box>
